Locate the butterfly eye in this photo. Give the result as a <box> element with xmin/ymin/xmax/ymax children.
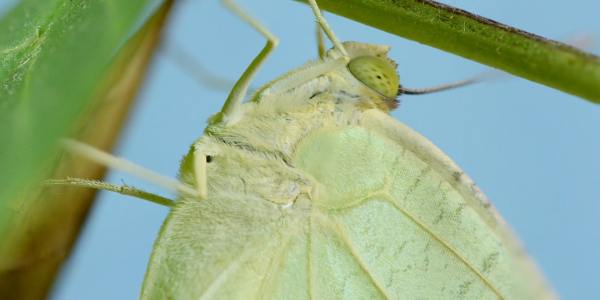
<box><xmin>347</xmin><ymin>56</ymin><xmax>399</xmax><ymax>99</ymax></box>
<box><xmin>205</xmin><ymin>155</ymin><xmax>213</xmax><ymax>163</ymax></box>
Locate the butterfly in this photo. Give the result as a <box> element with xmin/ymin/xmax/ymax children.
<box><xmin>50</xmin><ymin>0</ymin><xmax>556</xmax><ymax>298</ymax></box>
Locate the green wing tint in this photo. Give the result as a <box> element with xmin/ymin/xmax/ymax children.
<box><xmin>142</xmin><ymin>109</ymin><xmax>553</xmax><ymax>299</ymax></box>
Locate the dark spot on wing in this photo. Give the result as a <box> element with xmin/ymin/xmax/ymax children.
<box><xmin>452</xmin><ymin>171</ymin><xmax>463</xmax><ymax>182</ymax></box>
<box><xmin>458</xmin><ymin>280</ymin><xmax>474</xmax><ymax>296</ymax></box>
<box><xmin>482</xmin><ymin>252</ymin><xmax>500</xmax><ymax>274</ymax></box>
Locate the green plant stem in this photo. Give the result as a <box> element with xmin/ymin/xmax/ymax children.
<box><xmin>302</xmin><ymin>0</ymin><xmax>600</xmax><ymax>103</ymax></box>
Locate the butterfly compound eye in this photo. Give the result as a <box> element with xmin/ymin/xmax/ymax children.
<box><xmin>347</xmin><ymin>56</ymin><xmax>399</xmax><ymax>99</ymax></box>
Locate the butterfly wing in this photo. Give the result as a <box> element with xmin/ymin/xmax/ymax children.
<box><xmin>140</xmin><ymin>192</ymin><xmax>290</xmax><ymax>299</ymax></box>
<box><xmin>141</xmin><ymin>108</ymin><xmax>554</xmax><ymax>300</ymax></box>
<box><xmin>293</xmin><ymin>108</ymin><xmax>554</xmax><ymax>299</ymax></box>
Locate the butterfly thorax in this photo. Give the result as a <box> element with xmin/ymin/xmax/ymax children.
<box><xmin>185</xmin><ymin>90</ymin><xmax>365</xmax><ymax>209</ymax></box>
<box><xmin>179</xmin><ymin>42</ymin><xmax>403</xmax><ymax>208</ymax></box>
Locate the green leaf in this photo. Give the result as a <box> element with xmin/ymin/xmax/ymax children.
<box><xmin>301</xmin><ymin>0</ymin><xmax>600</xmax><ymax>103</ymax></box>
<box><xmin>0</xmin><ymin>0</ymin><xmax>175</xmax><ymax>297</ymax></box>
<box><xmin>0</xmin><ymin>0</ymin><xmax>159</xmax><ymax>231</ymax></box>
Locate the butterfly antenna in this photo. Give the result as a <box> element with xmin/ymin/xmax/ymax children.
<box><xmin>398</xmin><ymin>72</ymin><xmax>501</xmax><ymax>96</ymax></box>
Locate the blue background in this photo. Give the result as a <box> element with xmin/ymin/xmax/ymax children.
<box><xmin>5</xmin><ymin>0</ymin><xmax>598</xmax><ymax>299</ymax></box>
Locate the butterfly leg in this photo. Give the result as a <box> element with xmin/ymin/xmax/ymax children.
<box><xmin>62</xmin><ymin>139</ymin><xmax>199</xmax><ymax>198</ymax></box>
<box><xmin>163</xmin><ymin>43</ymin><xmax>237</xmax><ymax>92</ymax></box>
<box><xmin>307</xmin><ymin>0</ymin><xmax>348</xmax><ymax>59</ymax></box>
<box><xmin>45</xmin><ymin>178</ymin><xmax>174</xmax><ymax>207</ymax></box>
<box><xmin>216</xmin><ymin>0</ymin><xmax>279</xmax><ymax>125</ymax></box>
<box><xmin>192</xmin><ymin>147</ymin><xmax>208</xmax><ymax>200</ymax></box>
<box><xmin>254</xmin><ymin>0</ymin><xmax>350</xmax><ymax>98</ymax></box>
<box><xmin>258</xmin><ymin>57</ymin><xmax>347</xmax><ymax>98</ymax></box>
<box><xmin>316</xmin><ymin>24</ymin><xmax>326</xmax><ymax>59</ymax></box>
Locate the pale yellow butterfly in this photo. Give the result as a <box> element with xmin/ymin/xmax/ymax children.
<box><xmin>48</xmin><ymin>0</ymin><xmax>564</xmax><ymax>299</ymax></box>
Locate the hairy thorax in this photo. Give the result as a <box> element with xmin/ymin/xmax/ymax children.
<box><xmin>195</xmin><ymin>92</ymin><xmax>361</xmax><ymax>207</ymax></box>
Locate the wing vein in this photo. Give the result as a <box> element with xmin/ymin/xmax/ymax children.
<box><xmin>381</xmin><ymin>195</ymin><xmax>506</xmax><ymax>300</ymax></box>
<box><xmin>255</xmin><ymin>233</ymin><xmax>292</xmax><ymax>299</ymax></box>
<box><xmin>316</xmin><ymin>214</ymin><xmax>393</xmax><ymax>300</ymax></box>
<box><xmin>308</xmin><ymin>214</ymin><xmax>314</xmax><ymax>300</ymax></box>
<box><xmin>197</xmin><ymin>234</ymin><xmax>275</xmax><ymax>300</ymax></box>
<box><xmin>197</xmin><ymin>246</ymin><xmax>248</xmax><ymax>300</ymax></box>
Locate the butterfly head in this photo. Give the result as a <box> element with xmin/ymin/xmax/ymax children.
<box><xmin>328</xmin><ymin>42</ymin><xmax>400</xmax><ymax>110</ymax></box>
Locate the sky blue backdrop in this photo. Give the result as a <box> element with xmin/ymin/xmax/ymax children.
<box><xmin>6</xmin><ymin>0</ymin><xmax>598</xmax><ymax>298</ymax></box>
